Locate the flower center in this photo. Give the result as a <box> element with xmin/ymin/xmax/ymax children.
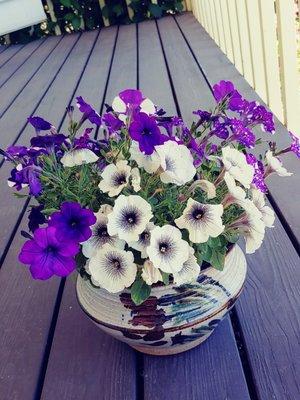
<box><xmin>47</xmin><ymin>245</ymin><xmax>57</xmax><ymax>254</ymax></box>
<box><xmin>112</xmin><ymin>258</ymin><xmax>121</xmax><ymax>269</ymax></box>
<box><xmin>114</xmin><ymin>172</ymin><xmax>127</xmax><ymax>186</ymax></box>
<box><xmin>159</xmin><ymin>242</ymin><xmax>169</xmax><ymax>253</ymax></box>
<box><xmin>69</xmin><ymin>218</ymin><xmax>78</xmax><ymax>228</ymax></box>
<box><xmin>125</xmin><ymin>212</ymin><xmax>137</xmax><ymax>224</ymax></box>
<box><xmin>97</xmin><ymin>225</ymin><xmax>108</xmax><ymax>237</ymax></box>
<box><xmin>192</xmin><ymin>208</ymin><xmax>205</xmax><ymax>220</ymax></box>
<box><xmin>142</xmin><ymin>128</ymin><xmax>151</xmax><ymax>136</ymax></box>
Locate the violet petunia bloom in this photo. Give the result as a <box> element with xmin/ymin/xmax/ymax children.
<box><xmin>119</xmin><ymin>89</ymin><xmax>144</xmax><ymax>106</ymax></box>
<box><xmin>238</xmin><ymin>100</ymin><xmax>275</xmax><ymax>134</ymax></box>
<box><xmin>76</xmin><ymin>96</ymin><xmax>102</xmax><ymax>126</ymax></box>
<box><xmin>289</xmin><ymin>131</ymin><xmax>300</xmax><ymax>158</ymax></box>
<box><xmin>213</xmin><ymin>80</ymin><xmax>243</xmax><ymax>111</ymax></box>
<box><xmin>28</xmin><ymin>116</ymin><xmax>52</xmax><ymax>132</ymax></box>
<box><xmin>102</xmin><ymin>113</ymin><xmax>124</xmax><ymax>135</ymax></box>
<box><xmin>19</xmin><ymin>226</ymin><xmax>79</xmax><ymax>280</ymax></box>
<box><xmin>6</xmin><ymin>145</ymin><xmax>28</xmax><ymax>158</ymax></box>
<box><xmin>212</xmin><ymin>119</ymin><xmax>229</xmax><ymax>140</ymax></box>
<box><xmin>49</xmin><ymin>201</ymin><xmax>96</xmax><ymax>243</ymax></box>
<box><xmin>8</xmin><ymin>164</ymin><xmax>42</xmax><ymax>195</ymax></box>
<box><xmin>30</xmin><ymin>134</ymin><xmax>67</xmax><ymax>148</ymax></box>
<box><xmin>246</xmin><ymin>153</ymin><xmax>267</xmax><ymax>193</ymax></box>
<box><xmin>230</xmin><ymin>118</ymin><xmax>256</xmax><ymax>148</ymax></box>
<box><xmin>28</xmin><ymin>205</ymin><xmax>46</xmax><ymax>232</ymax></box>
<box><xmin>129</xmin><ymin>112</ymin><xmax>168</xmax><ymax>155</ymax></box>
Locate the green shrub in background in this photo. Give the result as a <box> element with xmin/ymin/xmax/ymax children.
<box><xmin>0</xmin><ymin>0</ymin><xmax>185</xmax><ymax>45</ymax></box>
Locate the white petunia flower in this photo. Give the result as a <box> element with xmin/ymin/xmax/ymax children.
<box><xmin>146</xmin><ymin>225</ymin><xmax>189</xmax><ymax>273</ymax></box>
<box><xmin>175</xmin><ymin>198</ymin><xmax>224</xmax><ymax>243</ymax></box>
<box><xmin>221</xmin><ymin>146</ymin><xmax>254</xmax><ymax>188</ymax></box>
<box><xmin>89</xmin><ymin>244</ymin><xmax>137</xmax><ymax>293</ymax></box>
<box><xmin>130</xmin><ymin>141</ymin><xmax>160</xmax><ymax>173</ymax></box>
<box><xmin>98</xmin><ymin>160</ymin><xmax>131</xmax><ymax>197</ymax></box>
<box><xmin>82</xmin><ymin>211</ymin><xmax>125</xmax><ymax>258</ymax></box>
<box><xmin>141</xmin><ymin>259</ymin><xmax>162</xmax><ymax>285</ymax></box>
<box><xmin>131</xmin><ymin>167</ymin><xmax>141</xmax><ymax>192</ymax></box>
<box><xmin>252</xmin><ymin>189</ymin><xmax>275</xmax><ymax>228</ymax></box>
<box><xmin>128</xmin><ymin>222</ymin><xmax>155</xmax><ymax>258</ymax></box>
<box><xmin>99</xmin><ymin>203</ymin><xmax>113</xmax><ymax>215</ymax></box>
<box><xmin>265</xmin><ymin>150</ymin><xmax>293</xmax><ymax>177</ymax></box>
<box><xmin>61</xmin><ymin>148</ymin><xmax>98</xmax><ymax>167</ymax></box>
<box><xmin>155</xmin><ymin>141</ymin><xmax>196</xmax><ymax>185</ymax></box>
<box><xmin>222</xmin><ymin>172</ymin><xmax>246</xmax><ymax>206</ymax></box>
<box><xmin>107</xmin><ymin>195</ymin><xmax>153</xmax><ymax>242</ymax></box>
<box><xmin>173</xmin><ymin>247</ymin><xmax>200</xmax><ymax>285</ymax></box>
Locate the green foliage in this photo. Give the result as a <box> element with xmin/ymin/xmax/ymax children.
<box><xmin>1</xmin><ymin>0</ymin><xmax>185</xmax><ymax>44</ymax></box>
<box><xmin>131</xmin><ymin>275</ymin><xmax>151</xmax><ymax>305</ymax></box>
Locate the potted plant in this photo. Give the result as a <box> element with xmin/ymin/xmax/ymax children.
<box><xmin>1</xmin><ymin>82</ymin><xmax>298</xmax><ymax>355</ymax></box>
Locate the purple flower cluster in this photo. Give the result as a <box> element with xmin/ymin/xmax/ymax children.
<box><xmin>76</xmin><ymin>96</ymin><xmax>102</xmax><ymax>126</ymax></box>
<box><xmin>213</xmin><ymin>80</ymin><xmax>243</xmax><ymax>111</ymax></box>
<box><xmin>19</xmin><ymin>202</ymin><xmax>96</xmax><ymax>280</ymax></box>
<box><xmin>246</xmin><ymin>153</ymin><xmax>267</xmax><ymax>193</ymax></box>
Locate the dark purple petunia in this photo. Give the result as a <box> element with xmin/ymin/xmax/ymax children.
<box><xmin>238</xmin><ymin>100</ymin><xmax>275</xmax><ymax>134</ymax></box>
<box><xmin>28</xmin><ymin>116</ymin><xmax>52</xmax><ymax>131</ymax></box>
<box><xmin>49</xmin><ymin>201</ymin><xmax>96</xmax><ymax>243</ymax></box>
<box><xmin>76</xmin><ymin>96</ymin><xmax>102</xmax><ymax>126</ymax></box>
<box><xmin>129</xmin><ymin>112</ymin><xmax>168</xmax><ymax>155</ymax></box>
<box><xmin>30</xmin><ymin>134</ymin><xmax>67</xmax><ymax>148</ymax></box>
<box><xmin>119</xmin><ymin>89</ymin><xmax>144</xmax><ymax>107</ymax></box>
<box><xmin>28</xmin><ymin>205</ymin><xmax>46</xmax><ymax>232</ymax></box>
<box><xmin>246</xmin><ymin>153</ymin><xmax>267</xmax><ymax>193</ymax></box>
<box><xmin>6</xmin><ymin>145</ymin><xmax>28</xmax><ymax>158</ymax></box>
<box><xmin>213</xmin><ymin>80</ymin><xmax>243</xmax><ymax>111</ymax></box>
<box><xmin>19</xmin><ymin>226</ymin><xmax>79</xmax><ymax>280</ymax></box>
<box><xmin>212</xmin><ymin>119</ymin><xmax>230</xmax><ymax>140</ymax></box>
<box><xmin>102</xmin><ymin>113</ymin><xmax>124</xmax><ymax>134</ymax></box>
<box><xmin>289</xmin><ymin>131</ymin><xmax>300</xmax><ymax>158</ymax></box>
<box><xmin>230</xmin><ymin>118</ymin><xmax>256</xmax><ymax>148</ymax></box>
<box><xmin>8</xmin><ymin>164</ymin><xmax>42</xmax><ymax>195</ymax></box>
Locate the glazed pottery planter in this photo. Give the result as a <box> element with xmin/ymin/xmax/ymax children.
<box><xmin>76</xmin><ymin>244</ymin><xmax>247</xmax><ymax>356</ymax></box>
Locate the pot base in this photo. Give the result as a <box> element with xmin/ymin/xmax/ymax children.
<box><xmin>129</xmin><ymin>331</ymin><xmax>213</xmax><ymax>356</ymax></box>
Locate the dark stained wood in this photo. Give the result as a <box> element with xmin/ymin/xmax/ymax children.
<box><xmin>0</xmin><ymin>39</ymin><xmax>45</xmax><ymax>88</ymax></box>
<box><xmin>41</xmin><ymin>25</ymin><xmax>137</xmax><ymax>400</ymax></box>
<box><xmin>175</xmin><ymin>12</ymin><xmax>300</xmax><ymax>243</ymax></box>
<box><xmin>144</xmin><ymin>316</ymin><xmax>250</xmax><ymax>400</ymax></box>
<box><xmin>0</xmin><ymin>44</ymin><xmax>24</xmax><ymax>68</ymax></box>
<box><xmin>0</xmin><ymin>216</ymin><xmax>61</xmax><ymax>400</ymax></box>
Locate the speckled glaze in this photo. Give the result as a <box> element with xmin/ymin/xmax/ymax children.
<box><xmin>76</xmin><ymin>244</ymin><xmax>247</xmax><ymax>355</ymax></box>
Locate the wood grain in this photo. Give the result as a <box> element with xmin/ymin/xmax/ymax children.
<box><xmin>0</xmin><ymin>44</ymin><xmax>24</xmax><ymax>68</ymax></box>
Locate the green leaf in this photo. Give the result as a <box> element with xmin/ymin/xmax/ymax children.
<box><xmin>60</xmin><ymin>0</ymin><xmax>72</xmax><ymax>7</ymax></box>
<box><xmin>64</xmin><ymin>12</ymin><xmax>75</xmax><ymax>22</ymax></box>
<box><xmin>148</xmin><ymin>4</ymin><xmax>163</xmax><ymax>18</ymax></box>
<box><xmin>131</xmin><ymin>278</ymin><xmax>151</xmax><ymax>306</ymax></box>
<box><xmin>223</xmin><ymin>231</ymin><xmax>239</xmax><ymax>243</ymax></box>
<box><xmin>71</xmin><ymin>16</ymin><xmax>82</xmax><ymax>30</ymax></box>
<box><xmin>210</xmin><ymin>249</ymin><xmax>226</xmax><ymax>271</ymax></box>
<box><xmin>161</xmin><ymin>272</ymin><xmax>170</xmax><ymax>285</ymax></box>
<box><xmin>41</xmin><ymin>208</ymin><xmax>58</xmax><ymax>215</ymax></box>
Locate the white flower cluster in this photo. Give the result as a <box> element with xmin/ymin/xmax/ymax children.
<box><xmin>81</xmin><ymin>142</ymin><xmax>276</xmax><ymax>294</ymax></box>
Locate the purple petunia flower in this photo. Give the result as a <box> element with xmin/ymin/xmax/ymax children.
<box><xmin>192</xmin><ymin>110</ymin><xmax>213</xmax><ymax>123</ymax></box>
<box><xmin>30</xmin><ymin>134</ymin><xmax>67</xmax><ymax>148</ymax></box>
<box><xmin>212</xmin><ymin>119</ymin><xmax>230</xmax><ymax>140</ymax></box>
<box><xmin>102</xmin><ymin>113</ymin><xmax>124</xmax><ymax>134</ymax></box>
<box><xmin>28</xmin><ymin>116</ymin><xmax>53</xmax><ymax>132</ymax></box>
<box><xmin>238</xmin><ymin>100</ymin><xmax>275</xmax><ymax>134</ymax></box>
<box><xmin>76</xmin><ymin>96</ymin><xmax>102</xmax><ymax>126</ymax></box>
<box><xmin>289</xmin><ymin>131</ymin><xmax>300</xmax><ymax>158</ymax></box>
<box><xmin>28</xmin><ymin>205</ymin><xmax>46</xmax><ymax>232</ymax></box>
<box><xmin>213</xmin><ymin>80</ymin><xmax>243</xmax><ymax>111</ymax></box>
<box><xmin>6</xmin><ymin>145</ymin><xmax>28</xmax><ymax>158</ymax></box>
<box><xmin>49</xmin><ymin>201</ymin><xmax>96</xmax><ymax>243</ymax></box>
<box><xmin>8</xmin><ymin>164</ymin><xmax>42</xmax><ymax>195</ymax></box>
<box><xmin>246</xmin><ymin>153</ymin><xmax>267</xmax><ymax>193</ymax></box>
<box><xmin>230</xmin><ymin>118</ymin><xmax>256</xmax><ymax>148</ymax></box>
<box><xmin>129</xmin><ymin>112</ymin><xmax>168</xmax><ymax>155</ymax></box>
<box><xmin>119</xmin><ymin>89</ymin><xmax>144</xmax><ymax>106</ymax></box>
<box><xmin>19</xmin><ymin>226</ymin><xmax>79</xmax><ymax>280</ymax></box>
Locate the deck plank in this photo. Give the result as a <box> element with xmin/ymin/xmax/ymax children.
<box><xmin>140</xmin><ymin>18</ymin><xmax>250</xmax><ymax>400</ymax></box>
<box><xmin>0</xmin><ymin>31</ymin><xmax>99</xmax><ymax>400</ymax></box>
<box><xmin>41</xmin><ymin>25</ymin><xmax>137</xmax><ymax>400</ymax></box>
<box><xmin>174</xmin><ymin>13</ymin><xmax>300</xmax><ymax>399</ymax></box>
<box><xmin>0</xmin><ymin>44</ymin><xmax>24</xmax><ymax>68</ymax></box>
<box><xmin>175</xmin><ymin>12</ymin><xmax>300</xmax><ymax>244</ymax></box>
<box><xmin>0</xmin><ymin>39</ymin><xmax>45</xmax><ymax>88</ymax></box>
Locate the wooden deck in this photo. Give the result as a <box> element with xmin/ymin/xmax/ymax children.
<box><xmin>0</xmin><ymin>13</ymin><xmax>299</xmax><ymax>400</ymax></box>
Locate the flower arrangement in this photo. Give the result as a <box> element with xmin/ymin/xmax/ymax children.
<box><xmin>1</xmin><ymin>82</ymin><xmax>298</xmax><ymax>305</ymax></box>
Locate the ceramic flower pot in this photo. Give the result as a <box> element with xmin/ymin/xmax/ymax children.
<box><xmin>76</xmin><ymin>244</ymin><xmax>247</xmax><ymax>356</ymax></box>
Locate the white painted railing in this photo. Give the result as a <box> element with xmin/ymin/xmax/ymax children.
<box><xmin>190</xmin><ymin>0</ymin><xmax>300</xmax><ymax>135</ymax></box>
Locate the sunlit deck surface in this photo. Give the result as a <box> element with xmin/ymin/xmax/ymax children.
<box><xmin>0</xmin><ymin>12</ymin><xmax>299</xmax><ymax>400</ymax></box>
